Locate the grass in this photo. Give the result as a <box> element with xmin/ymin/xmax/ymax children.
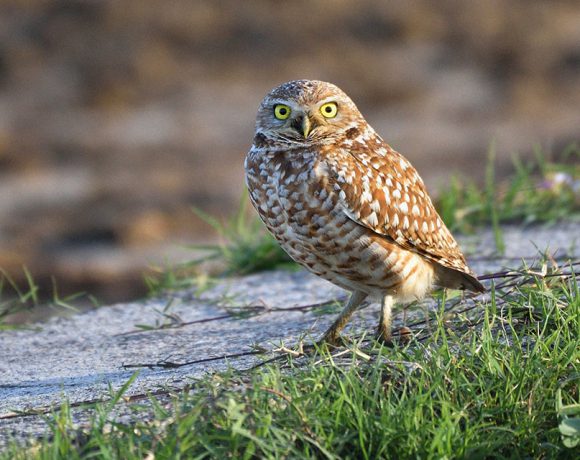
<box><xmin>144</xmin><ymin>195</ymin><xmax>295</xmax><ymax>296</ymax></box>
<box><xmin>0</xmin><ymin>269</ymin><xmax>86</xmax><ymax>330</ymax></box>
<box><xmin>190</xmin><ymin>199</ymin><xmax>295</xmax><ymax>276</ymax></box>
<box><xmin>438</xmin><ymin>144</ymin><xmax>579</xmax><ymax>236</ymax></box>
<box><xmin>0</xmin><ymin>268</ymin><xmax>40</xmax><ymax>330</ymax></box>
<box><xmin>2</xmin><ymin>263</ymin><xmax>579</xmax><ymax>458</ymax></box>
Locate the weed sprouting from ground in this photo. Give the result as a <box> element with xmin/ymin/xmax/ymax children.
<box><xmin>0</xmin><ymin>269</ymin><xmax>83</xmax><ymax>329</ymax></box>
<box><xmin>0</xmin><ymin>268</ymin><xmax>39</xmax><ymax>330</ymax></box>
<box><xmin>144</xmin><ymin>193</ymin><xmax>294</xmax><ymax>294</ymax></box>
<box><xmin>190</xmin><ymin>196</ymin><xmax>294</xmax><ymax>275</ymax></box>
<box><xmin>438</xmin><ymin>144</ymin><xmax>579</xmax><ymax>236</ymax></box>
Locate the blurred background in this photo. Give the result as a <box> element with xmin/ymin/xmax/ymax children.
<box><xmin>0</xmin><ymin>0</ymin><xmax>579</xmax><ymax>308</ymax></box>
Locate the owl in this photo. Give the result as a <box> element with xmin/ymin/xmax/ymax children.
<box><xmin>244</xmin><ymin>80</ymin><xmax>484</xmax><ymax>345</ymax></box>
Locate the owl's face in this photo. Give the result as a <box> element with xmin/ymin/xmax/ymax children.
<box><xmin>255</xmin><ymin>80</ymin><xmax>365</xmax><ymax>146</ymax></box>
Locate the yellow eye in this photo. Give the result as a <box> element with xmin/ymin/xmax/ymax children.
<box><xmin>320</xmin><ymin>102</ymin><xmax>338</xmax><ymax>118</ymax></box>
<box><xmin>274</xmin><ymin>104</ymin><xmax>291</xmax><ymax>120</ymax></box>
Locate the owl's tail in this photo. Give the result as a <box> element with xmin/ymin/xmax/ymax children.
<box><xmin>434</xmin><ymin>265</ymin><xmax>485</xmax><ymax>293</ymax></box>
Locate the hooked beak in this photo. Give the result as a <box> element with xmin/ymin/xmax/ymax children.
<box><xmin>292</xmin><ymin>114</ymin><xmax>313</xmax><ymax>138</ymax></box>
<box><xmin>301</xmin><ymin>116</ymin><xmax>311</xmax><ymax>138</ymax></box>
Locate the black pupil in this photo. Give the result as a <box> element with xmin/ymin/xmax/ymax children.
<box><xmin>325</xmin><ymin>106</ymin><xmax>332</xmax><ymax>112</ymax></box>
<box><xmin>279</xmin><ymin>107</ymin><xmax>287</xmax><ymax>115</ymax></box>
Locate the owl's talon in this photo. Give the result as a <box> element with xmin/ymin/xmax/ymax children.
<box><xmin>319</xmin><ymin>333</ymin><xmax>344</xmax><ymax>348</ymax></box>
<box><xmin>376</xmin><ymin>327</ymin><xmax>394</xmax><ymax>347</ymax></box>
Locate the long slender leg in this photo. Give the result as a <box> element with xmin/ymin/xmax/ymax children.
<box><xmin>321</xmin><ymin>290</ymin><xmax>368</xmax><ymax>345</ymax></box>
<box><xmin>377</xmin><ymin>295</ymin><xmax>394</xmax><ymax>344</ymax></box>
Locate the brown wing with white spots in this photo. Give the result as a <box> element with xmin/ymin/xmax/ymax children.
<box><xmin>323</xmin><ymin>130</ymin><xmax>478</xmax><ymax>280</ymax></box>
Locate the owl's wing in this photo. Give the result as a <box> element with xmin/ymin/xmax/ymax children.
<box><xmin>325</xmin><ymin>137</ymin><xmax>482</xmax><ymax>290</ymax></box>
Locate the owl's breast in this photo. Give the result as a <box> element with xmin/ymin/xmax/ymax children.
<box><xmin>246</xmin><ymin>148</ymin><xmax>361</xmax><ymax>267</ymax></box>
<box><xmin>245</xmin><ymin>146</ymin><xmax>435</xmax><ymax>299</ymax></box>
<box><xmin>245</xmin><ymin>148</ymin><xmax>335</xmax><ymax>238</ymax></box>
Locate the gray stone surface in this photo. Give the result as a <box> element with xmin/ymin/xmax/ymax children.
<box><xmin>1</xmin><ymin>222</ymin><xmax>579</xmax><ymax>448</ymax></box>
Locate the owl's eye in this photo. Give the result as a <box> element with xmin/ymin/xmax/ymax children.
<box><xmin>320</xmin><ymin>102</ymin><xmax>338</xmax><ymax>118</ymax></box>
<box><xmin>274</xmin><ymin>104</ymin><xmax>291</xmax><ymax>120</ymax></box>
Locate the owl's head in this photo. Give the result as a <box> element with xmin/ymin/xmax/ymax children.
<box><xmin>254</xmin><ymin>80</ymin><xmax>365</xmax><ymax>146</ymax></box>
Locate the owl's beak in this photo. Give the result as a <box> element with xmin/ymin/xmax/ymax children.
<box><xmin>292</xmin><ymin>115</ymin><xmax>312</xmax><ymax>138</ymax></box>
<box><xmin>301</xmin><ymin>116</ymin><xmax>312</xmax><ymax>138</ymax></box>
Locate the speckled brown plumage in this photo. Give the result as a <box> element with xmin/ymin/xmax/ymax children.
<box><xmin>245</xmin><ymin>80</ymin><xmax>484</xmax><ymax>344</ymax></box>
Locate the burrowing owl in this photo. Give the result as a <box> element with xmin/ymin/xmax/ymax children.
<box><xmin>245</xmin><ymin>80</ymin><xmax>484</xmax><ymax>345</ymax></box>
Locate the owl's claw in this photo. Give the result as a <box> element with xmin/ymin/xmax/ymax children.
<box><xmin>376</xmin><ymin>325</ymin><xmax>413</xmax><ymax>346</ymax></box>
<box><xmin>319</xmin><ymin>332</ymin><xmax>345</xmax><ymax>348</ymax></box>
<box><xmin>376</xmin><ymin>326</ymin><xmax>394</xmax><ymax>346</ymax></box>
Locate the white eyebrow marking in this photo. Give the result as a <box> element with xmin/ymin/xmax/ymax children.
<box><xmin>264</xmin><ymin>99</ymin><xmax>301</xmax><ymax>111</ymax></box>
<box><xmin>316</xmin><ymin>96</ymin><xmax>340</xmax><ymax>106</ymax></box>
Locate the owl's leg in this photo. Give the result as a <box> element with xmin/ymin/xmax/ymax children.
<box><xmin>320</xmin><ymin>290</ymin><xmax>367</xmax><ymax>345</ymax></box>
<box><xmin>377</xmin><ymin>295</ymin><xmax>394</xmax><ymax>344</ymax></box>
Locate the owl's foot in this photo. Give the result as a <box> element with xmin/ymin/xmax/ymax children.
<box><xmin>319</xmin><ymin>331</ymin><xmax>345</xmax><ymax>348</ymax></box>
<box><xmin>376</xmin><ymin>325</ymin><xmax>413</xmax><ymax>346</ymax></box>
<box><xmin>376</xmin><ymin>326</ymin><xmax>393</xmax><ymax>346</ymax></box>
<box><xmin>319</xmin><ymin>290</ymin><xmax>368</xmax><ymax>348</ymax></box>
